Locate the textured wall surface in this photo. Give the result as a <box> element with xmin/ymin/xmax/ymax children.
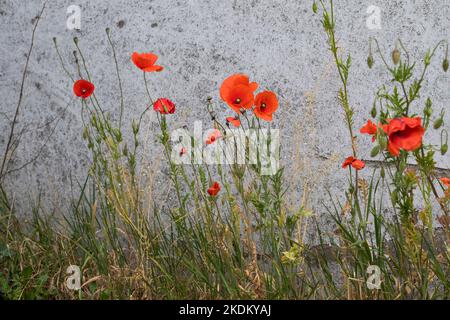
<box><xmin>0</xmin><ymin>0</ymin><xmax>449</xmax><ymax>218</ymax></box>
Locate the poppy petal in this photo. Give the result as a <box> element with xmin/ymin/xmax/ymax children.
<box><xmin>73</xmin><ymin>79</ymin><xmax>95</xmax><ymax>99</ymax></box>
<box><xmin>342</xmin><ymin>156</ymin><xmax>355</xmax><ymax>168</ymax></box>
<box><xmin>351</xmin><ymin>159</ymin><xmax>365</xmax><ymax>170</ymax></box>
<box><xmin>387</xmin><ymin>141</ymin><xmax>400</xmax><ymax>157</ymax></box>
<box><xmin>131</xmin><ymin>52</ymin><xmax>162</xmax><ymax>72</ymax></box>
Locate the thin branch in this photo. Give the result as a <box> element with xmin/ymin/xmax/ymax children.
<box><xmin>0</xmin><ymin>2</ymin><xmax>46</xmax><ymax>182</ymax></box>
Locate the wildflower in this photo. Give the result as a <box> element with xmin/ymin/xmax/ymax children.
<box><xmin>382</xmin><ymin>117</ymin><xmax>425</xmax><ymax>157</ymax></box>
<box><xmin>206</xmin><ymin>129</ymin><xmax>221</xmax><ymax>145</ymax></box>
<box><xmin>226</xmin><ymin>117</ymin><xmax>241</xmax><ymax>127</ymax></box>
<box><xmin>220</xmin><ymin>74</ymin><xmax>258</xmax><ymax>113</ymax></box>
<box><xmin>254</xmin><ymin>91</ymin><xmax>279</xmax><ymax>122</ymax></box>
<box><xmin>73</xmin><ymin>79</ymin><xmax>94</xmax><ymax>99</ymax></box>
<box><xmin>179</xmin><ymin>147</ymin><xmax>187</xmax><ymax>157</ymax></box>
<box><xmin>153</xmin><ymin>98</ymin><xmax>175</xmax><ymax>114</ymax></box>
<box><xmin>207</xmin><ymin>181</ymin><xmax>221</xmax><ymax>196</ymax></box>
<box><xmin>342</xmin><ymin>156</ymin><xmax>365</xmax><ymax>170</ymax></box>
<box><xmin>440</xmin><ymin>177</ymin><xmax>450</xmax><ymax>187</ymax></box>
<box><xmin>131</xmin><ymin>52</ymin><xmax>163</xmax><ymax>72</ymax></box>
<box><xmin>360</xmin><ymin>119</ymin><xmax>378</xmax><ymax>142</ymax></box>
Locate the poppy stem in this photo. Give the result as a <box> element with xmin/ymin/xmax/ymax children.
<box><xmin>143</xmin><ymin>72</ymin><xmax>154</xmax><ymax>106</ymax></box>
<box><xmin>53</xmin><ymin>37</ymin><xmax>74</xmax><ymax>82</ymax></box>
<box><xmin>106</xmin><ymin>28</ymin><xmax>124</xmax><ymax>129</ymax></box>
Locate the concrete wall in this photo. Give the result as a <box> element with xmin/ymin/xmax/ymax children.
<box><xmin>1</xmin><ymin>0</ymin><xmax>449</xmax><ymax>217</ymax></box>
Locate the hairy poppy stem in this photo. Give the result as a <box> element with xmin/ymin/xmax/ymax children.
<box><xmin>53</xmin><ymin>37</ymin><xmax>75</xmax><ymax>82</ymax></box>
<box><xmin>143</xmin><ymin>72</ymin><xmax>154</xmax><ymax>106</ymax></box>
<box><xmin>106</xmin><ymin>28</ymin><xmax>125</xmax><ymax>129</ymax></box>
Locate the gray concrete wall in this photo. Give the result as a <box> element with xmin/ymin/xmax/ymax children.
<box><xmin>1</xmin><ymin>0</ymin><xmax>449</xmax><ymax>217</ymax></box>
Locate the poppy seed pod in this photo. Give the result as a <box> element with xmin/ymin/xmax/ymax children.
<box><xmin>441</xmin><ymin>130</ymin><xmax>448</xmax><ymax>155</ymax></box>
<box><xmin>434</xmin><ymin>118</ymin><xmax>443</xmax><ymax>130</ymax></box>
<box><xmin>367</xmin><ymin>55</ymin><xmax>374</xmax><ymax>69</ymax></box>
<box><xmin>371</xmin><ymin>145</ymin><xmax>380</xmax><ymax>157</ymax></box>
<box><xmin>424</xmin><ymin>98</ymin><xmax>432</xmax><ymax>118</ymax></box>
<box><xmin>392</xmin><ymin>49</ymin><xmax>400</xmax><ymax>65</ymax></box>
<box><xmin>443</xmin><ymin>58</ymin><xmax>449</xmax><ymax>72</ymax></box>
<box><xmin>441</xmin><ymin>144</ymin><xmax>448</xmax><ymax>155</ymax></box>
<box><xmin>371</xmin><ymin>104</ymin><xmax>377</xmax><ymax>118</ymax></box>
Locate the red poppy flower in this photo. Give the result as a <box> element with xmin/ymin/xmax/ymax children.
<box><xmin>220</xmin><ymin>74</ymin><xmax>258</xmax><ymax>113</ymax></box>
<box><xmin>207</xmin><ymin>181</ymin><xmax>221</xmax><ymax>197</ymax></box>
<box><xmin>351</xmin><ymin>159</ymin><xmax>366</xmax><ymax>170</ymax></box>
<box><xmin>254</xmin><ymin>91</ymin><xmax>279</xmax><ymax>122</ymax></box>
<box><xmin>131</xmin><ymin>52</ymin><xmax>163</xmax><ymax>72</ymax></box>
<box><xmin>360</xmin><ymin>119</ymin><xmax>378</xmax><ymax>142</ymax></box>
<box><xmin>206</xmin><ymin>129</ymin><xmax>221</xmax><ymax>145</ymax></box>
<box><xmin>153</xmin><ymin>98</ymin><xmax>175</xmax><ymax>114</ymax></box>
<box><xmin>226</xmin><ymin>117</ymin><xmax>241</xmax><ymax>127</ymax></box>
<box><xmin>179</xmin><ymin>147</ymin><xmax>187</xmax><ymax>157</ymax></box>
<box><xmin>342</xmin><ymin>156</ymin><xmax>365</xmax><ymax>170</ymax></box>
<box><xmin>440</xmin><ymin>177</ymin><xmax>450</xmax><ymax>187</ymax></box>
<box><xmin>73</xmin><ymin>79</ymin><xmax>94</xmax><ymax>99</ymax></box>
<box><xmin>383</xmin><ymin>117</ymin><xmax>425</xmax><ymax>157</ymax></box>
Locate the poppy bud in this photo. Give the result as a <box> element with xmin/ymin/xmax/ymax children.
<box><xmin>424</xmin><ymin>98</ymin><xmax>432</xmax><ymax>118</ymax></box>
<box><xmin>378</xmin><ymin>134</ymin><xmax>388</xmax><ymax>150</ymax></box>
<box><xmin>441</xmin><ymin>144</ymin><xmax>448</xmax><ymax>155</ymax></box>
<box><xmin>371</xmin><ymin>104</ymin><xmax>377</xmax><ymax>118</ymax></box>
<box><xmin>392</xmin><ymin>49</ymin><xmax>400</xmax><ymax>65</ymax></box>
<box><xmin>380</xmin><ymin>166</ymin><xmax>385</xmax><ymax>179</ymax></box>
<box><xmin>434</xmin><ymin>118</ymin><xmax>443</xmax><ymax>130</ymax></box>
<box><xmin>443</xmin><ymin>59</ymin><xmax>449</xmax><ymax>72</ymax></box>
<box><xmin>132</xmin><ymin>120</ymin><xmax>139</xmax><ymax>135</ymax></box>
<box><xmin>73</xmin><ymin>37</ymin><xmax>78</xmax><ymax>44</ymax></box>
<box><xmin>105</xmin><ymin>27</ymin><xmax>110</xmax><ymax>34</ymax></box>
<box><xmin>367</xmin><ymin>55</ymin><xmax>374</xmax><ymax>69</ymax></box>
<box><xmin>441</xmin><ymin>130</ymin><xmax>448</xmax><ymax>155</ymax></box>
<box><xmin>52</xmin><ymin>37</ymin><xmax>57</xmax><ymax>43</ymax></box>
<box><xmin>443</xmin><ymin>44</ymin><xmax>449</xmax><ymax>72</ymax></box>
<box><xmin>371</xmin><ymin>145</ymin><xmax>380</xmax><ymax>157</ymax></box>
<box><xmin>312</xmin><ymin>1</ymin><xmax>318</xmax><ymax>14</ymax></box>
